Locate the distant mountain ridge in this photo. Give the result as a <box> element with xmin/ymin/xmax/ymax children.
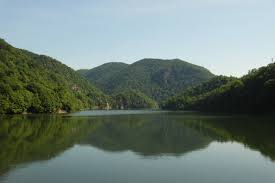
<box><xmin>78</xmin><ymin>58</ymin><xmax>215</xmax><ymax>102</ymax></box>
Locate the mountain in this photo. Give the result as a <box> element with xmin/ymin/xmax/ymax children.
<box><xmin>0</xmin><ymin>39</ymin><xmax>110</xmax><ymax>114</ymax></box>
<box><xmin>81</xmin><ymin>62</ymin><xmax>129</xmax><ymax>87</ymax></box>
<box><xmin>76</xmin><ymin>69</ymin><xmax>89</xmax><ymax>76</ymax></box>
<box><xmin>78</xmin><ymin>58</ymin><xmax>214</xmax><ymax>102</ymax></box>
<box><xmin>163</xmin><ymin>62</ymin><xmax>275</xmax><ymax>113</ymax></box>
<box><xmin>111</xmin><ymin>89</ymin><xmax>158</xmax><ymax>109</ymax></box>
<box><xmin>162</xmin><ymin>76</ymin><xmax>236</xmax><ymax>110</ymax></box>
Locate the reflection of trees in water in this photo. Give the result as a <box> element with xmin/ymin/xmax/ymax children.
<box><xmin>81</xmin><ymin>114</ymin><xmax>212</xmax><ymax>156</ymax></box>
<box><xmin>0</xmin><ymin>115</ymin><xmax>97</xmax><ymax>175</ymax></box>
<box><xmin>0</xmin><ymin>113</ymin><xmax>275</xmax><ymax>177</ymax></box>
<box><xmin>0</xmin><ymin>114</ymin><xmax>212</xmax><ymax>176</ymax></box>
<box><xmin>185</xmin><ymin>114</ymin><xmax>275</xmax><ymax>161</ymax></box>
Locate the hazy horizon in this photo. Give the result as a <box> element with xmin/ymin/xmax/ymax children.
<box><xmin>1</xmin><ymin>0</ymin><xmax>274</xmax><ymax>77</ymax></box>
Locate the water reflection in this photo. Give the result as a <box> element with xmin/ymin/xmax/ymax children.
<box><xmin>0</xmin><ymin>112</ymin><xmax>275</xmax><ymax>177</ymax></box>
<box><xmin>79</xmin><ymin>114</ymin><xmax>211</xmax><ymax>156</ymax></box>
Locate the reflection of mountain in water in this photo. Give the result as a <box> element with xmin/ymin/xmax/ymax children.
<box><xmin>1</xmin><ymin>112</ymin><xmax>275</xmax><ymax>177</ymax></box>
<box><xmin>0</xmin><ymin>115</ymin><xmax>97</xmax><ymax>175</ymax></box>
<box><xmin>84</xmin><ymin>113</ymin><xmax>275</xmax><ymax>160</ymax></box>
<box><xmin>80</xmin><ymin>114</ymin><xmax>212</xmax><ymax>156</ymax></box>
<box><xmin>185</xmin><ymin>114</ymin><xmax>275</xmax><ymax>161</ymax></box>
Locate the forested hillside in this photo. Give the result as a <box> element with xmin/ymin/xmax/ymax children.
<box><xmin>79</xmin><ymin>59</ymin><xmax>214</xmax><ymax>102</ymax></box>
<box><xmin>0</xmin><ymin>39</ymin><xmax>110</xmax><ymax>114</ymax></box>
<box><xmin>162</xmin><ymin>63</ymin><xmax>275</xmax><ymax>113</ymax></box>
<box><xmin>3</xmin><ymin>37</ymin><xmax>273</xmax><ymax>114</ymax></box>
<box><xmin>111</xmin><ymin>89</ymin><xmax>158</xmax><ymax>109</ymax></box>
<box><xmin>162</xmin><ymin>76</ymin><xmax>236</xmax><ymax>110</ymax></box>
<box><xmin>80</xmin><ymin>62</ymin><xmax>128</xmax><ymax>87</ymax></box>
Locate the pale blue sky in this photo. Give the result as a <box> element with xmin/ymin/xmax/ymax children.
<box><xmin>0</xmin><ymin>0</ymin><xmax>274</xmax><ymax>76</ymax></box>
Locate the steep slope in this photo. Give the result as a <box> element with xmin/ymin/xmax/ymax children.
<box><xmin>78</xmin><ymin>62</ymin><xmax>129</xmax><ymax>87</ymax></box>
<box><xmin>0</xmin><ymin>39</ymin><xmax>110</xmax><ymax>114</ymax></box>
<box><xmin>111</xmin><ymin>89</ymin><xmax>158</xmax><ymax>109</ymax></box>
<box><xmin>163</xmin><ymin>62</ymin><xmax>275</xmax><ymax>113</ymax></box>
<box><xmin>81</xmin><ymin>58</ymin><xmax>214</xmax><ymax>102</ymax></box>
<box><xmin>76</xmin><ymin>69</ymin><xmax>89</xmax><ymax>76</ymax></box>
<box><xmin>162</xmin><ymin>76</ymin><xmax>236</xmax><ymax>110</ymax></box>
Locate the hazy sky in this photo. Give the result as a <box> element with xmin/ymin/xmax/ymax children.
<box><xmin>0</xmin><ymin>0</ymin><xmax>274</xmax><ymax>76</ymax></box>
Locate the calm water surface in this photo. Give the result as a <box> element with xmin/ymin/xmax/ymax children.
<box><xmin>0</xmin><ymin>110</ymin><xmax>275</xmax><ymax>183</ymax></box>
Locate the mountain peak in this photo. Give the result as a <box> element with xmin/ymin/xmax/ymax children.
<box><xmin>80</xmin><ymin>58</ymin><xmax>215</xmax><ymax>102</ymax></box>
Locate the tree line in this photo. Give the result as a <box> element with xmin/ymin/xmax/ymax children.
<box><xmin>162</xmin><ymin>63</ymin><xmax>275</xmax><ymax>113</ymax></box>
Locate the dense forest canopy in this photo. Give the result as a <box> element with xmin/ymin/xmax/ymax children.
<box><xmin>78</xmin><ymin>58</ymin><xmax>214</xmax><ymax>102</ymax></box>
<box><xmin>81</xmin><ymin>62</ymin><xmax>129</xmax><ymax>86</ymax></box>
<box><xmin>162</xmin><ymin>76</ymin><xmax>237</xmax><ymax>110</ymax></box>
<box><xmin>111</xmin><ymin>89</ymin><xmax>158</xmax><ymax>109</ymax></box>
<box><xmin>0</xmin><ymin>39</ymin><xmax>110</xmax><ymax>114</ymax></box>
<box><xmin>162</xmin><ymin>63</ymin><xmax>275</xmax><ymax>113</ymax></box>
<box><xmin>0</xmin><ymin>39</ymin><xmax>164</xmax><ymax>114</ymax></box>
<box><xmin>1</xmin><ymin>38</ymin><xmax>274</xmax><ymax>114</ymax></box>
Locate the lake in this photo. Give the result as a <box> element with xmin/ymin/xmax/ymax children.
<box><xmin>0</xmin><ymin>110</ymin><xmax>275</xmax><ymax>183</ymax></box>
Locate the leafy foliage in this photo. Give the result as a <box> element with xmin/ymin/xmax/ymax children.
<box><xmin>0</xmin><ymin>39</ymin><xmax>110</xmax><ymax>114</ymax></box>
<box><xmin>76</xmin><ymin>69</ymin><xmax>89</xmax><ymax>76</ymax></box>
<box><xmin>162</xmin><ymin>76</ymin><xmax>236</xmax><ymax>110</ymax></box>
<box><xmin>79</xmin><ymin>62</ymin><xmax>129</xmax><ymax>87</ymax></box>
<box><xmin>163</xmin><ymin>63</ymin><xmax>275</xmax><ymax>113</ymax></box>
<box><xmin>111</xmin><ymin>89</ymin><xmax>158</xmax><ymax>109</ymax></box>
<box><xmin>79</xmin><ymin>59</ymin><xmax>214</xmax><ymax>102</ymax></box>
